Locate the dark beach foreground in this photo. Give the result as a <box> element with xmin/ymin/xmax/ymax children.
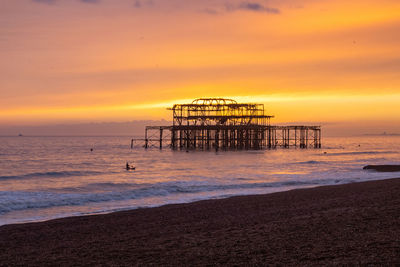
<box><xmin>1</xmin><ymin>179</ymin><xmax>400</xmax><ymax>266</ymax></box>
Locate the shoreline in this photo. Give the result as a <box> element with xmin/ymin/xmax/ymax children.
<box><xmin>1</xmin><ymin>178</ymin><xmax>399</xmax><ymax>265</ymax></box>
<box><xmin>2</xmin><ymin>177</ymin><xmax>395</xmax><ymax>227</ymax></box>
<box><xmin>0</xmin><ymin>183</ymin><xmax>336</xmax><ymax>227</ymax></box>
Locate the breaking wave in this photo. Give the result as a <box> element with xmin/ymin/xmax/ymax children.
<box><xmin>0</xmin><ymin>171</ymin><xmax>105</xmax><ymax>181</ymax></box>
<box><xmin>0</xmin><ymin>178</ymin><xmax>359</xmax><ymax>215</ymax></box>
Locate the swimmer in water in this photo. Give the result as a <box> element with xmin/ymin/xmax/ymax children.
<box><xmin>126</xmin><ymin>162</ymin><xmax>135</xmax><ymax>170</ymax></box>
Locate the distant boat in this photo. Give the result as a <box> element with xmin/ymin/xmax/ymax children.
<box><xmin>18</xmin><ymin>133</ymin><xmax>23</xmax><ymax>137</ymax></box>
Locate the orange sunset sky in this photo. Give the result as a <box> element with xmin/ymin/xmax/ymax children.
<box><xmin>1</xmin><ymin>0</ymin><xmax>400</xmax><ymax>134</ymax></box>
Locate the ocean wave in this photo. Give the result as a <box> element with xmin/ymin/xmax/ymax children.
<box><xmin>321</xmin><ymin>151</ymin><xmax>398</xmax><ymax>156</ymax></box>
<box><xmin>296</xmin><ymin>160</ymin><xmax>324</xmax><ymax>164</ymax></box>
<box><xmin>0</xmin><ymin>178</ymin><xmax>346</xmax><ymax>214</ymax></box>
<box><xmin>0</xmin><ymin>170</ymin><xmax>105</xmax><ymax>181</ymax></box>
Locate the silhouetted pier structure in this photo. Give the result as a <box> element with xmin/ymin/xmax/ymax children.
<box><xmin>132</xmin><ymin>98</ymin><xmax>321</xmax><ymax>150</ymax></box>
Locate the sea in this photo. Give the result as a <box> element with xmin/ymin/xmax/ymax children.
<box><xmin>1</xmin><ymin>135</ymin><xmax>399</xmax><ymax>226</ymax></box>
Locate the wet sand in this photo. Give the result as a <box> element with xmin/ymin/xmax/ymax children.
<box><xmin>1</xmin><ymin>178</ymin><xmax>399</xmax><ymax>266</ymax></box>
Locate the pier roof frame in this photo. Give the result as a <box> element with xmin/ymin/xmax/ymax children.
<box><xmin>169</xmin><ymin>98</ymin><xmax>274</xmax><ymax>127</ymax></box>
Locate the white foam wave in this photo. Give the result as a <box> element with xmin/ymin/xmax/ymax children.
<box><xmin>0</xmin><ymin>178</ymin><xmax>361</xmax><ymax>215</ymax></box>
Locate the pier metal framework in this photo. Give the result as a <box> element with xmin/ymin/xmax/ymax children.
<box><xmin>133</xmin><ymin>98</ymin><xmax>321</xmax><ymax>150</ymax></box>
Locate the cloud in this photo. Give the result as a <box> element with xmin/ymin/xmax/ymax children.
<box><xmin>237</xmin><ymin>2</ymin><xmax>280</xmax><ymax>14</ymax></box>
<box><xmin>200</xmin><ymin>8</ymin><xmax>219</xmax><ymax>15</ymax></box>
<box><xmin>134</xmin><ymin>0</ymin><xmax>154</xmax><ymax>8</ymax></box>
<box><xmin>32</xmin><ymin>0</ymin><xmax>57</xmax><ymax>4</ymax></box>
<box><xmin>80</xmin><ymin>0</ymin><xmax>100</xmax><ymax>3</ymax></box>
<box><xmin>32</xmin><ymin>0</ymin><xmax>100</xmax><ymax>4</ymax></box>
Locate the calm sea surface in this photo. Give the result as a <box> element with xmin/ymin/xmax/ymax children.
<box><xmin>1</xmin><ymin>135</ymin><xmax>399</xmax><ymax>225</ymax></box>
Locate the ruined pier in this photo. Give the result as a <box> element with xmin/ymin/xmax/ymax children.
<box><xmin>132</xmin><ymin>98</ymin><xmax>321</xmax><ymax>150</ymax></box>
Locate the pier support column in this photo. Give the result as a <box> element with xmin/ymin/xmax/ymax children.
<box><xmin>159</xmin><ymin>128</ymin><xmax>163</xmax><ymax>149</ymax></box>
<box><xmin>145</xmin><ymin>128</ymin><xmax>148</xmax><ymax>149</ymax></box>
<box><xmin>215</xmin><ymin>129</ymin><xmax>220</xmax><ymax>151</ymax></box>
<box><xmin>171</xmin><ymin>128</ymin><xmax>176</xmax><ymax>149</ymax></box>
